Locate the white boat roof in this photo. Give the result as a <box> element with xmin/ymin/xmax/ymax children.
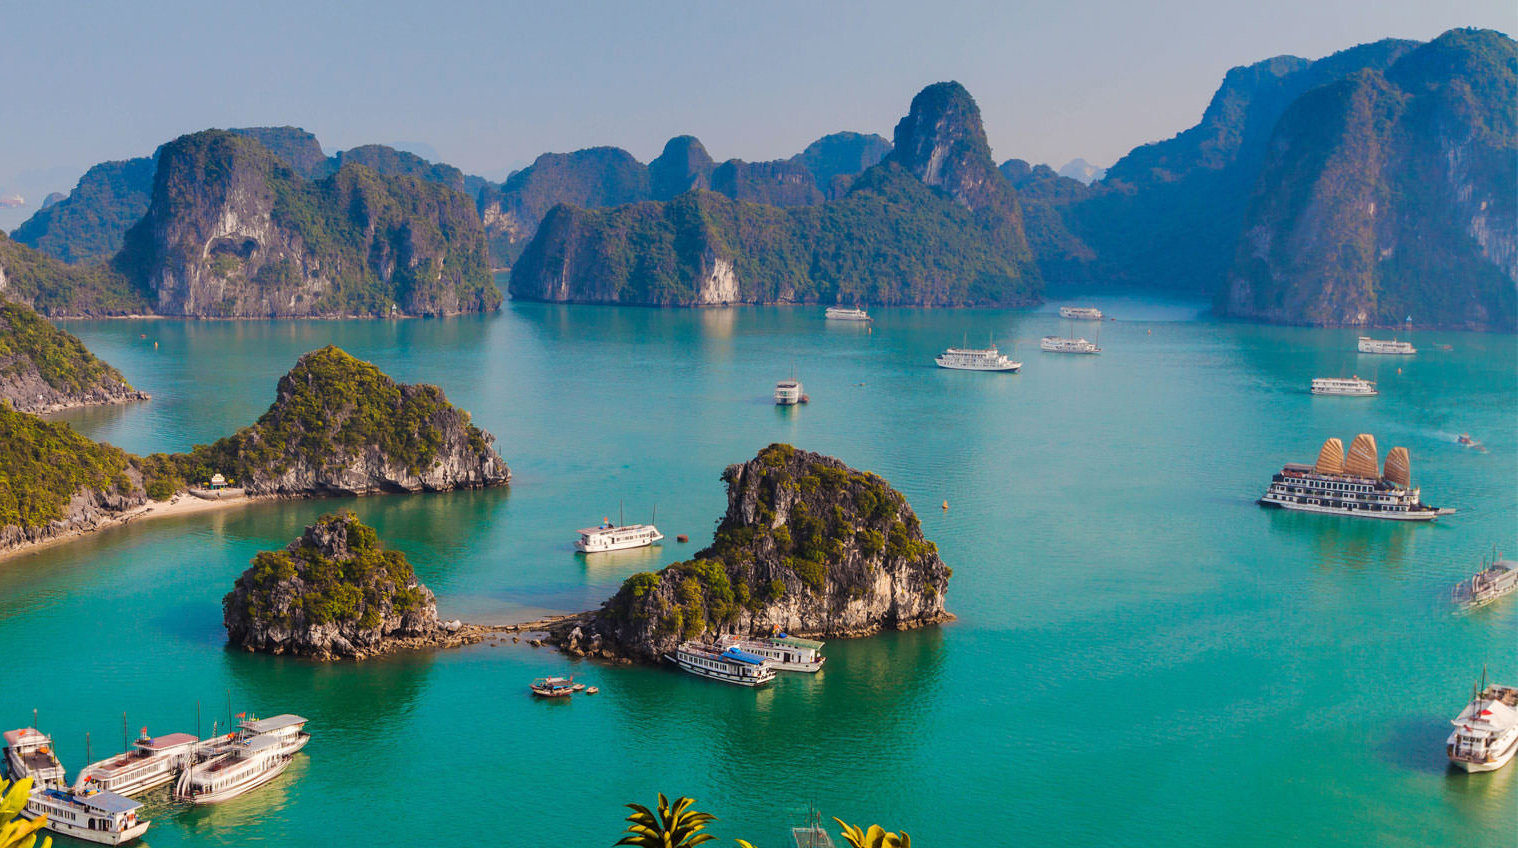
<box><xmin>242</xmin><ymin>734</ymin><xmax>284</xmax><ymax>753</ymax></box>
<box><xmin>241</xmin><ymin>714</ymin><xmax>307</xmax><ymax>733</ymax></box>
<box><xmin>80</xmin><ymin>790</ymin><xmax>141</xmax><ymax>814</ymax></box>
<box><xmin>577</xmin><ymin>523</ymin><xmax>656</xmax><ymax>535</ymax></box>
<box><xmin>141</xmin><ymin>732</ymin><xmax>198</xmax><ymax>750</ymax></box>
<box><xmin>3</xmin><ymin>728</ymin><xmax>47</xmax><ymax>746</ymax></box>
<box><xmin>1453</xmin><ymin>697</ymin><xmax>1517</xmax><ymax>730</ymax></box>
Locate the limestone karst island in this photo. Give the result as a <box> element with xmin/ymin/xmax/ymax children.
<box><xmin>0</xmin><ymin>6</ymin><xmax>1513</xmax><ymax>848</ymax></box>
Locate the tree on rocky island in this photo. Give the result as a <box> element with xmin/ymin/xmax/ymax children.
<box><xmin>223</xmin><ymin>511</ymin><xmax>445</xmax><ymax>660</ymax></box>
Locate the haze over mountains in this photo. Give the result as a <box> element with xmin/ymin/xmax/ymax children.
<box><xmin>1</xmin><ymin>27</ymin><xmax>1512</xmax><ymax>330</ymax></box>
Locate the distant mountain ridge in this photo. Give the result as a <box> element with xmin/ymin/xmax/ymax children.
<box><xmin>509</xmin><ymin>81</ymin><xmax>1040</xmax><ymax>307</ymax></box>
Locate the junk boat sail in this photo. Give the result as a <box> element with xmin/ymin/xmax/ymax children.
<box><xmin>934</xmin><ymin>344</ymin><xmax>1021</xmax><ymax>372</ymax></box>
<box><xmin>1311</xmin><ymin>377</ymin><xmax>1377</xmax><ymax>396</ymax></box>
<box><xmin>1259</xmin><ymin>434</ymin><xmax>1454</xmax><ymax>521</ymax></box>
<box><xmin>174</xmin><ymin>733</ymin><xmax>292</xmax><ymax>805</ymax></box>
<box><xmin>1040</xmin><ymin>336</ymin><xmax>1101</xmax><ymax>354</ymax></box>
<box><xmin>717</xmin><ymin>633</ymin><xmax>826</xmax><ymax>672</ymax></box>
<box><xmin>74</xmin><ymin>731</ymin><xmax>198</xmax><ymax>796</ymax></box>
<box><xmin>23</xmin><ymin>787</ymin><xmax>149</xmax><ymax>845</ymax></box>
<box><xmin>666</xmin><ymin>641</ymin><xmax>777</xmax><ymax>686</ymax></box>
<box><xmin>1058</xmin><ymin>306</ymin><xmax>1103</xmax><ymax>320</ymax></box>
<box><xmin>3</xmin><ymin>728</ymin><xmax>66</xmax><ymax>787</ymax></box>
<box><xmin>1447</xmin><ymin>675</ymin><xmax>1518</xmax><ymax>773</ymax></box>
<box><xmin>824</xmin><ymin>307</ymin><xmax>871</xmax><ymax>321</ymax></box>
<box><xmin>1358</xmin><ymin>336</ymin><xmax>1416</xmax><ymax>355</ymax></box>
<box><xmin>1453</xmin><ymin>552</ymin><xmax>1518</xmax><ymax>610</ymax></box>
<box><xmin>575</xmin><ymin>506</ymin><xmax>663</xmax><ymax>554</ymax></box>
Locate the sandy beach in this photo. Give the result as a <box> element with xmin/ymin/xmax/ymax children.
<box><xmin>0</xmin><ymin>491</ymin><xmax>269</xmax><ymax>563</ymax></box>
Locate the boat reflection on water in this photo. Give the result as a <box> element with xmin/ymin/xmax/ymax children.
<box><xmin>170</xmin><ymin>753</ymin><xmax>306</xmax><ymax>836</ymax></box>
<box><xmin>1262</xmin><ymin>507</ymin><xmax>1417</xmax><ymax>572</ymax></box>
<box><xmin>576</xmin><ymin>541</ymin><xmax>669</xmax><ymax>574</ymax></box>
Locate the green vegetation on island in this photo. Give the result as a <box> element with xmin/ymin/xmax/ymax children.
<box><xmin>0</xmin><ymin>402</ymin><xmax>133</xmax><ymax>532</ymax></box>
<box><xmin>0</xmin><ymin>300</ymin><xmax>144</xmax><ymax>412</ymax></box>
<box><xmin>0</xmin><ymin>232</ymin><xmax>150</xmax><ymax>317</ymax></box>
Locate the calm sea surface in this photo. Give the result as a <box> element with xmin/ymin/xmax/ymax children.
<box><xmin>2</xmin><ymin>297</ymin><xmax>1514</xmax><ymax>846</ymax></box>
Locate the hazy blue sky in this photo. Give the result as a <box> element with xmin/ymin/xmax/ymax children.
<box><xmin>1</xmin><ymin>0</ymin><xmax>1513</xmax><ymax>228</ymax></box>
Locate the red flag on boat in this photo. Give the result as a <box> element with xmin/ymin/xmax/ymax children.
<box><xmin>235</xmin><ymin>712</ymin><xmax>246</xmax><ymax>718</ymax></box>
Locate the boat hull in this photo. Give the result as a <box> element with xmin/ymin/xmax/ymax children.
<box><xmin>182</xmin><ymin>755</ymin><xmax>293</xmax><ymax>805</ymax></box>
<box><xmin>1449</xmin><ymin>735</ymin><xmax>1518</xmax><ymax>772</ymax></box>
<box><xmin>1311</xmin><ymin>388</ymin><xmax>1377</xmax><ymax>396</ymax></box>
<box><xmin>934</xmin><ymin>360</ymin><xmax>1020</xmax><ymax>372</ymax></box>
<box><xmin>666</xmin><ymin>654</ymin><xmax>775</xmax><ymax>686</ymax></box>
<box><xmin>575</xmin><ymin>535</ymin><xmax>663</xmax><ymax>553</ymax></box>
<box><xmin>76</xmin><ymin>769</ymin><xmax>178</xmax><ymax>798</ymax></box>
<box><xmin>24</xmin><ymin>812</ymin><xmax>150</xmax><ymax>846</ymax></box>
<box><xmin>1258</xmin><ymin>497</ymin><xmax>1447</xmax><ymax>521</ymax></box>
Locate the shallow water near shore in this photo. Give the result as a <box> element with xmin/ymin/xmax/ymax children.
<box><xmin>4</xmin><ymin>299</ymin><xmax>1515</xmax><ymax>846</ymax></box>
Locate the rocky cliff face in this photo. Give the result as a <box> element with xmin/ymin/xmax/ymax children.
<box><xmin>477</xmin><ymin>147</ymin><xmax>651</xmax><ymax>267</ymax></box>
<box><xmin>223</xmin><ymin>512</ymin><xmax>444</xmax><ymax>659</ymax></box>
<box><xmin>335</xmin><ymin>145</ymin><xmax>465</xmax><ymax>193</ymax></box>
<box><xmin>710</xmin><ymin>159</ymin><xmax>824</xmax><ymax>207</ymax></box>
<box><xmin>116</xmin><ymin>130</ymin><xmax>498</xmax><ymax>317</ymax></box>
<box><xmin>511</xmin><ymin>83</ymin><xmax>1041</xmax><ymax>307</ymax></box>
<box><xmin>649</xmin><ymin>136</ymin><xmax>716</xmax><ymax>200</ymax></box>
<box><xmin>889</xmin><ymin>81</ymin><xmax>1014</xmax><ymax>213</ymax></box>
<box><xmin>1221</xmin><ymin>29</ymin><xmax>1516</xmax><ymax>329</ymax></box>
<box><xmin>0</xmin><ymin>301</ymin><xmax>149</xmax><ymax>413</ymax></box>
<box><xmin>179</xmin><ymin>345</ymin><xmax>510</xmax><ymax>496</ymax></box>
<box><xmin>229</xmin><ymin>127</ymin><xmax>330</xmax><ymax>179</ymax></box>
<box><xmin>572</xmin><ymin>445</ymin><xmax>952</xmax><ymax>663</ymax></box>
<box><xmin>11</xmin><ymin>157</ymin><xmax>158</xmax><ymax>264</ymax></box>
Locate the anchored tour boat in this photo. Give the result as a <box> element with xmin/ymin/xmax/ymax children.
<box><xmin>23</xmin><ymin>787</ymin><xmax>149</xmax><ymax>845</ymax></box>
<box><xmin>825</xmin><ymin>307</ymin><xmax>871</xmax><ymax>321</ymax></box>
<box><xmin>934</xmin><ymin>345</ymin><xmax>1021</xmax><ymax>372</ymax></box>
<box><xmin>775</xmin><ymin>377</ymin><xmax>808</xmax><ymax>405</ymax></box>
<box><xmin>1040</xmin><ymin>336</ymin><xmax>1101</xmax><ymax>354</ymax></box>
<box><xmin>575</xmin><ymin>508</ymin><xmax>664</xmax><ymax>554</ymax></box>
<box><xmin>1311</xmin><ymin>376</ymin><xmax>1377</xmax><ymax>396</ymax></box>
<box><xmin>4</xmin><ymin>727</ymin><xmax>66</xmax><ymax>788</ymax></box>
<box><xmin>1453</xmin><ymin>552</ymin><xmax>1518</xmax><ymax>610</ymax></box>
<box><xmin>1259</xmin><ymin>434</ymin><xmax>1454</xmax><ymax>520</ymax></box>
<box><xmin>1058</xmin><ymin>306</ymin><xmax>1103</xmax><ymax>320</ymax></box>
<box><xmin>1358</xmin><ymin>336</ymin><xmax>1416</xmax><ymax>355</ymax></box>
<box><xmin>233</xmin><ymin>714</ymin><xmax>310</xmax><ymax>756</ymax></box>
<box><xmin>1447</xmin><ymin>675</ymin><xmax>1518</xmax><ymax>773</ymax></box>
<box><xmin>174</xmin><ymin>734</ymin><xmax>291</xmax><ymax>805</ymax></box>
<box><xmin>666</xmin><ymin>641</ymin><xmax>777</xmax><ymax>686</ymax></box>
<box><xmin>718</xmin><ymin>633</ymin><xmax>826</xmax><ymax>672</ymax></box>
<box><xmin>530</xmin><ymin>677</ymin><xmax>577</xmax><ymax>698</ymax></box>
<box><xmin>74</xmin><ymin>731</ymin><xmax>199</xmax><ymax>796</ymax></box>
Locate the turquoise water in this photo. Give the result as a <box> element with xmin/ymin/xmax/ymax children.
<box><xmin>2</xmin><ymin>299</ymin><xmax>1514</xmax><ymax>846</ymax></box>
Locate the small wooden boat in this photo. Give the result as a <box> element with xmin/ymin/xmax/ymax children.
<box><xmin>585</xmin><ymin>687</ymin><xmax>600</xmax><ymax>695</ymax></box>
<box><xmin>530</xmin><ymin>677</ymin><xmax>576</xmax><ymax>698</ymax></box>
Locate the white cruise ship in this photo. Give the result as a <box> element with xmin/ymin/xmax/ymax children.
<box><xmin>1058</xmin><ymin>306</ymin><xmax>1103</xmax><ymax>320</ymax></box>
<box><xmin>824</xmin><ymin>306</ymin><xmax>871</xmax><ymax>321</ymax></box>
<box><xmin>1452</xmin><ymin>554</ymin><xmax>1518</xmax><ymax>610</ymax></box>
<box><xmin>934</xmin><ymin>345</ymin><xmax>1020</xmax><ymax>372</ymax></box>
<box><xmin>74</xmin><ymin>731</ymin><xmax>199</xmax><ymax>796</ymax></box>
<box><xmin>4</xmin><ymin>727</ymin><xmax>66</xmax><ymax>788</ymax></box>
<box><xmin>666</xmin><ymin>641</ymin><xmax>777</xmax><ymax>686</ymax></box>
<box><xmin>174</xmin><ymin>733</ymin><xmax>292</xmax><ymax>804</ymax></box>
<box><xmin>1040</xmin><ymin>336</ymin><xmax>1101</xmax><ymax>354</ymax></box>
<box><xmin>23</xmin><ymin>787</ymin><xmax>149</xmax><ymax>845</ymax></box>
<box><xmin>1311</xmin><ymin>376</ymin><xmax>1377</xmax><ymax>396</ymax></box>
<box><xmin>234</xmin><ymin>714</ymin><xmax>310</xmax><ymax>756</ymax></box>
<box><xmin>1358</xmin><ymin>336</ymin><xmax>1416</xmax><ymax>355</ymax></box>
<box><xmin>1259</xmin><ymin>434</ymin><xmax>1454</xmax><ymax>521</ymax></box>
<box><xmin>575</xmin><ymin>521</ymin><xmax>663</xmax><ymax>553</ymax></box>
<box><xmin>775</xmin><ymin>378</ymin><xmax>806</xmax><ymax>405</ymax></box>
<box><xmin>1447</xmin><ymin>680</ymin><xmax>1518</xmax><ymax>772</ymax></box>
<box><xmin>718</xmin><ymin>633</ymin><xmax>826</xmax><ymax>672</ymax></box>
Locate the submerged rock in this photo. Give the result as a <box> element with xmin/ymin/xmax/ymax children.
<box><xmin>573</xmin><ymin>444</ymin><xmax>953</xmax><ymax>663</ymax></box>
<box><xmin>223</xmin><ymin>511</ymin><xmax>449</xmax><ymax>659</ymax></box>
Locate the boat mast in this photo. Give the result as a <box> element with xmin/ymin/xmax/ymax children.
<box><xmin>123</xmin><ymin>712</ymin><xmax>129</xmax><ymax>751</ymax></box>
<box><xmin>85</xmin><ymin>732</ymin><xmax>91</xmax><ymax>771</ymax></box>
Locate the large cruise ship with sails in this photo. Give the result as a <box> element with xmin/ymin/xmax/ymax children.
<box><xmin>1259</xmin><ymin>434</ymin><xmax>1454</xmax><ymax>521</ymax></box>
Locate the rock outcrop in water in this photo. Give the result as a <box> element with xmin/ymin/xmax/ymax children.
<box><xmin>0</xmin><ymin>300</ymin><xmax>148</xmax><ymax>413</ymax></box>
<box><xmin>555</xmin><ymin>444</ymin><xmax>953</xmax><ymax>663</ymax></box>
<box><xmin>144</xmin><ymin>345</ymin><xmax>510</xmax><ymax>497</ymax></box>
<box><xmin>223</xmin><ymin>511</ymin><xmax>460</xmax><ymax>659</ymax></box>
